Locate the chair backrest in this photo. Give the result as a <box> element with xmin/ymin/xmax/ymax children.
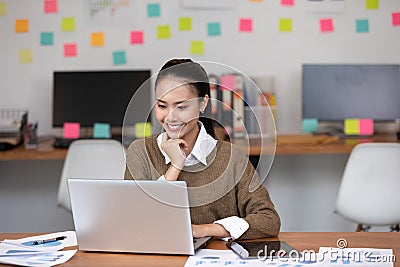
<box><xmin>335</xmin><ymin>142</ymin><xmax>400</xmax><ymax>226</ymax></box>
<box><xmin>57</xmin><ymin>139</ymin><xmax>126</xmax><ymax>211</ymax></box>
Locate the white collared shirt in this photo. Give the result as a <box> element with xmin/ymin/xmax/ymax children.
<box><xmin>157</xmin><ymin>122</ymin><xmax>249</xmax><ymax>240</ymax></box>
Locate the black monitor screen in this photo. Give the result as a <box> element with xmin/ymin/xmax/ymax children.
<box><xmin>53</xmin><ymin>70</ymin><xmax>151</xmax><ymax>127</ymax></box>
<box><xmin>302</xmin><ymin>64</ymin><xmax>400</xmax><ymax>121</ymax></box>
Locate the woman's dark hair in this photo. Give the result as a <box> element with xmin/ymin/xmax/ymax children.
<box><xmin>155</xmin><ymin>58</ymin><xmax>215</xmax><ymax>138</ymax></box>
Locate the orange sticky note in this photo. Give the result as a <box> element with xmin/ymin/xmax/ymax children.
<box><xmin>220</xmin><ymin>75</ymin><xmax>236</xmax><ymax>91</ymax></box>
<box><xmin>91</xmin><ymin>32</ymin><xmax>105</xmax><ymax>47</ymax></box>
<box><xmin>15</xmin><ymin>19</ymin><xmax>29</xmax><ymax>33</ymax></box>
<box><xmin>359</xmin><ymin>119</ymin><xmax>374</xmax><ymax>135</ymax></box>
<box><xmin>64</xmin><ymin>43</ymin><xmax>77</xmax><ymax>57</ymax></box>
<box><xmin>63</xmin><ymin>122</ymin><xmax>80</xmax><ymax>139</ymax></box>
<box><xmin>320</xmin><ymin>18</ymin><xmax>334</xmax><ymax>32</ymax></box>
<box><xmin>239</xmin><ymin>18</ymin><xmax>253</xmax><ymax>32</ymax></box>
<box><xmin>44</xmin><ymin>0</ymin><xmax>58</xmax><ymax>13</ymax></box>
<box><xmin>130</xmin><ymin>31</ymin><xmax>144</xmax><ymax>44</ymax></box>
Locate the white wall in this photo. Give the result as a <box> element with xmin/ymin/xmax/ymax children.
<box><xmin>1</xmin><ymin>0</ymin><xmax>399</xmax><ymax>135</ymax></box>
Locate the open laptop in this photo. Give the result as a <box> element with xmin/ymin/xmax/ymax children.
<box><xmin>67</xmin><ymin>179</ymin><xmax>211</xmax><ymax>255</ymax></box>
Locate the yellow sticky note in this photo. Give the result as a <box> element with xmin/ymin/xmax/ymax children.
<box><xmin>179</xmin><ymin>17</ymin><xmax>192</xmax><ymax>31</ymax></box>
<box><xmin>19</xmin><ymin>49</ymin><xmax>33</xmax><ymax>64</ymax></box>
<box><xmin>0</xmin><ymin>2</ymin><xmax>7</xmax><ymax>16</ymax></box>
<box><xmin>279</xmin><ymin>18</ymin><xmax>292</xmax><ymax>32</ymax></box>
<box><xmin>135</xmin><ymin>122</ymin><xmax>152</xmax><ymax>138</ymax></box>
<box><xmin>91</xmin><ymin>32</ymin><xmax>105</xmax><ymax>47</ymax></box>
<box><xmin>365</xmin><ymin>0</ymin><xmax>379</xmax><ymax>10</ymax></box>
<box><xmin>62</xmin><ymin>17</ymin><xmax>75</xmax><ymax>31</ymax></box>
<box><xmin>344</xmin><ymin>119</ymin><xmax>359</xmax><ymax>135</ymax></box>
<box><xmin>15</xmin><ymin>19</ymin><xmax>29</xmax><ymax>33</ymax></box>
<box><xmin>190</xmin><ymin>40</ymin><xmax>204</xmax><ymax>55</ymax></box>
<box><xmin>157</xmin><ymin>25</ymin><xmax>171</xmax><ymax>39</ymax></box>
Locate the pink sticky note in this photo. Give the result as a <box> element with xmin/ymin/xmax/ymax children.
<box><xmin>392</xmin><ymin>12</ymin><xmax>400</xmax><ymax>26</ymax></box>
<box><xmin>130</xmin><ymin>31</ymin><xmax>144</xmax><ymax>44</ymax></box>
<box><xmin>44</xmin><ymin>0</ymin><xmax>58</xmax><ymax>13</ymax></box>
<box><xmin>64</xmin><ymin>43</ymin><xmax>77</xmax><ymax>57</ymax></box>
<box><xmin>281</xmin><ymin>0</ymin><xmax>294</xmax><ymax>6</ymax></box>
<box><xmin>320</xmin><ymin>18</ymin><xmax>334</xmax><ymax>32</ymax></box>
<box><xmin>220</xmin><ymin>75</ymin><xmax>236</xmax><ymax>91</ymax></box>
<box><xmin>239</xmin><ymin>18</ymin><xmax>253</xmax><ymax>32</ymax></box>
<box><xmin>359</xmin><ymin>119</ymin><xmax>374</xmax><ymax>135</ymax></box>
<box><xmin>63</xmin><ymin>122</ymin><xmax>80</xmax><ymax>139</ymax></box>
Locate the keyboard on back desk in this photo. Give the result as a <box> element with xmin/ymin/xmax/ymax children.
<box><xmin>53</xmin><ymin>137</ymin><xmax>79</xmax><ymax>148</ymax></box>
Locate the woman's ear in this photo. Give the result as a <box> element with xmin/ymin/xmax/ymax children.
<box><xmin>200</xmin><ymin>94</ymin><xmax>209</xmax><ymax>113</ymax></box>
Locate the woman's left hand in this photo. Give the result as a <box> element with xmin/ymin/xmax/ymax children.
<box><xmin>192</xmin><ymin>224</ymin><xmax>230</xmax><ymax>238</ymax></box>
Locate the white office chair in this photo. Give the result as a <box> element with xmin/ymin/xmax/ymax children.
<box><xmin>335</xmin><ymin>143</ymin><xmax>400</xmax><ymax>231</ymax></box>
<box><xmin>57</xmin><ymin>139</ymin><xmax>126</xmax><ymax>211</ymax></box>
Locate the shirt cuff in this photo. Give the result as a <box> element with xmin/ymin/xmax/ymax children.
<box><xmin>214</xmin><ymin>216</ymin><xmax>249</xmax><ymax>240</ymax></box>
<box><xmin>158</xmin><ymin>175</ymin><xmax>166</xmax><ymax>181</ymax></box>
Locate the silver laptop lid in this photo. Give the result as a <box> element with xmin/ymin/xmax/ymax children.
<box><xmin>67</xmin><ymin>179</ymin><xmax>196</xmax><ymax>255</ymax></box>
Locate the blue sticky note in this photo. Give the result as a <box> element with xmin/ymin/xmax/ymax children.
<box><xmin>302</xmin><ymin>118</ymin><xmax>318</xmax><ymax>133</ymax></box>
<box><xmin>147</xmin><ymin>3</ymin><xmax>160</xmax><ymax>17</ymax></box>
<box><xmin>113</xmin><ymin>51</ymin><xmax>126</xmax><ymax>65</ymax></box>
<box><xmin>356</xmin><ymin>19</ymin><xmax>369</xmax><ymax>33</ymax></box>
<box><xmin>208</xmin><ymin>22</ymin><xmax>221</xmax><ymax>36</ymax></box>
<box><xmin>93</xmin><ymin>123</ymin><xmax>111</xmax><ymax>138</ymax></box>
<box><xmin>40</xmin><ymin>32</ymin><xmax>54</xmax><ymax>46</ymax></box>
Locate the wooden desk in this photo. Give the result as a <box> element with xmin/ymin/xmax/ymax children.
<box><xmin>1</xmin><ymin>232</ymin><xmax>399</xmax><ymax>266</ymax></box>
<box><xmin>0</xmin><ymin>135</ymin><xmax>398</xmax><ymax>160</ymax></box>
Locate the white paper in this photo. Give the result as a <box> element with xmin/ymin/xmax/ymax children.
<box><xmin>0</xmin><ymin>249</ymin><xmax>77</xmax><ymax>267</ymax></box>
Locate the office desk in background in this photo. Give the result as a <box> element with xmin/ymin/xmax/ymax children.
<box><xmin>0</xmin><ymin>232</ymin><xmax>399</xmax><ymax>267</ymax></box>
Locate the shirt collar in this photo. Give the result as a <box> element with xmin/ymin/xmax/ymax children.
<box><xmin>157</xmin><ymin>122</ymin><xmax>217</xmax><ymax>166</ymax></box>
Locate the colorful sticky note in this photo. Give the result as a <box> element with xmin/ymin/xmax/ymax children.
<box><xmin>113</xmin><ymin>51</ymin><xmax>126</xmax><ymax>65</ymax></box>
<box><xmin>190</xmin><ymin>40</ymin><xmax>204</xmax><ymax>55</ymax></box>
<box><xmin>93</xmin><ymin>123</ymin><xmax>111</xmax><ymax>138</ymax></box>
<box><xmin>239</xmin><ymin>18</ymin><xmax>253</xmax><ymax>32</ymax></box>
<box><xmin>281</xmin><ymin>0</ymin><xmax>294</xmax><ymax>6</ymax></box>
<box><xmin>15</xmin><ymin>19</ymin><xmax>29</xmax><ymax>33</ymax></box>
<box><xmin>44</xmin><ymin>0</ymin><xmax>58</xmax><ymax>13</ymax></box>
<box><xmin>279</xmin><ymin>18</ymin><xmax>292</xmax><ymax>32</ymax></box>
<box><xmin>392</xmin><ymin>12</ymin><xmax>400</xmax><ymax>26</ymax></box>
<box><xmin>147</xmin><ymin>3</ymin><xmax>160</xmax><ymax>17</ymax></box>
<box><xmin>365</xmin><ymin>0</ymin><xmax>378</xmax><ymax>10</ymax></box>
<box><xmin>64</xmin><ymin>43</ymin><xmax>77</xmax><ymax>57</ymax></box>
<box><xmin>62</xmin><ymin>17</ymin><xmax>75</xmax><ymax>31</ymax></box>
<box><xmin>207</xmin><ymin>22</ymin><xmax>221</xmax><ymax>36</ymax></box>
<box><xmin>157</xmin><ymin>25</ymin><xmax>171</xmax><ymax>39</ymax></box>
<box><xmin>179</xmin><ymin>17</ymin><xmax>192</xmax><ymax>31</ymax></box>
<box><xmin>91</xmin><ymin>32</ymin><xmax>105</xmax><ymax>47</ymax></box>
<box><xmin>344</xmin><ymin>119</ymin><xmax>359</xmax><ymax>135</ymax></box>
<box><xmin>0</xmin><ymin>2</ymin><xmax>7</xmax><ymax>16</ymax></box>
<box><xmin>63</xmin><ymin>122</ymin><xmax>80</xmax><ymax>139</ymax></box>
<box><xmin>220</xmin><ymin>75</ymin><xmax>236</xmax><ymax>91</ymax></box>
<box><xmin>359</xmin><ymin>119</ymin><xmax>374</xmax><ymax>135</ymax></box>
<box><xmin>19</xmin><ymin>49</ymin><xmax>33</xmax><ymax>64</ymax></box>
<box><xmin>302</xmin><ymin>119</ymin><xmax>318</xmax><ymax>133</ymax></box>
<box><xmin>135</xmin><ymin>122</ymin><xmax>152</xmax><ymax>138</ymax></box>
<box><xmin>130</xmin><ymin>31</ymin><xmax>144</xmax><ymax>44</ymax></box>
<box><xmin>320</xmin><ymin>18</ymin><xmax>334</xmax><ymax>32</ymax></box>
<box><xmin>356</xmin><ymin>19</ymin><xmax>369</xmax><ymax>33</ymax></box>
<box><xmin>40</xmin><ymin>32</ymin><xmax>54</xmax><ymax>46</ymax></box>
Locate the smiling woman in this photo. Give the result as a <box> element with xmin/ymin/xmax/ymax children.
<box><xmin>124</xmin><ymin>59</ymin><xmax>281</xmax><ymax>240</ymax></box>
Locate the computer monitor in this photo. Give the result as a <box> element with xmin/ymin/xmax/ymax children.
<box><xmin>52</xmin><ymin>70</ymin><xmax>152</xmax><ymax>129</ymax></box>
<box><xmin>302</xmin><ymin>64</ymin><xmax>400</xmax><ymax>122</ymax></box>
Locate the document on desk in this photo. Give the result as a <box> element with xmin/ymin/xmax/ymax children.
<box><xmin>0</xmin><ymin>231</ymin><xmax>77</xmax><ymax>266</ymax></box>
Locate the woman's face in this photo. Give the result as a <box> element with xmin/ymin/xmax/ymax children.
<box><xmin>155</xmin><ymin>77</ymin><xmax>207</xmax><ymax>141</ymax></box>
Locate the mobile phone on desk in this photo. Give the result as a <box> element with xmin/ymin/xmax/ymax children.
<box><xmin>226</xmin><ymin>240</ymin><xmax>299</xmax><ymax>260</ymax></box>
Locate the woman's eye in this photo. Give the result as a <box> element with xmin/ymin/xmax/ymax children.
<box><xmin>177</xmin><ymin>106</ymin><xmax>188</xmax><ymax>110</ymax></box>
<box><xmin>157</xmin><ymin>104</ymin><xmax>167</xmax><ymax>109</ymax></box>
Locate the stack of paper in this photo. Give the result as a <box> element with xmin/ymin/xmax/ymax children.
<box><xmin>0</xmin><ymin>231</ymin><xmax>77</xmax><ymax>267</ymax></box>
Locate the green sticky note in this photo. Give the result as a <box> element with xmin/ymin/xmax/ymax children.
<box><xmin>365</xmin><ymin>0</ymin><xmax>378</xmax><ymax>10</ymax></box>
<box><xmin>113</xmin><ymin>51</ymin><xmax>126</xmax><ymax>65</ymax></box>
<box><xmin>190</xmin><ymin>40</ymin><xmax>204</xmax><ymax>55</ymax></box>
<box><xmin>208</xmin><ymin>22</ymin><xmax>221</xmax><ymax>36</ymax></box>
<box><xmin>0</xmin><ymin>2</ymin><xmax>7</xmax><ymax>16</ymax></box>
<box><xmin>279</xmin><ymin>18</ymin><xmax>292</xmax><ymax>32</ymax></box>
<box><xmin>302</xmin><ymin>119</ymin><xmax>318</xmax><ymax>133</ymax></box>
<box><xmin>344</xmin><ymin>119</ymin><xmax>359</xmax><ymax>135</ymax></box>
<box><xmin>356</xmin><ymin>19</ymin><xmax>369</xmax><ymax>33</ymax></box>
<box><xmin>179</xmin><ymin>17</ymin><xmax>192</xmax><ymax>31</ymax></box>
<box><xmin>40</xmin><ymin>32</ymin><xmax>54</xmax><ymax>46</ymax></box>
<box><xmin>147</xmin><ymin>3</ymin><xmax>160</xmax><ymax>17</ymax></box>
<box><xmin>157</xmin><ymin>25</ymin><xmax>171</xmax><ymax>39</ymax></box>
<box><xmin>135</xmin><ymin>122</ymin><xmax>152</xmax><ymax>138</ymax></box>
<box><xmin>93</xmin><ymin>123</ymin><xmax>111</xmax><ymax>138</ymax></box>
<box><xmin>62</xmin><ymin>17</ymin><xmax>75</xmax><ymax>31</ymax></box>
